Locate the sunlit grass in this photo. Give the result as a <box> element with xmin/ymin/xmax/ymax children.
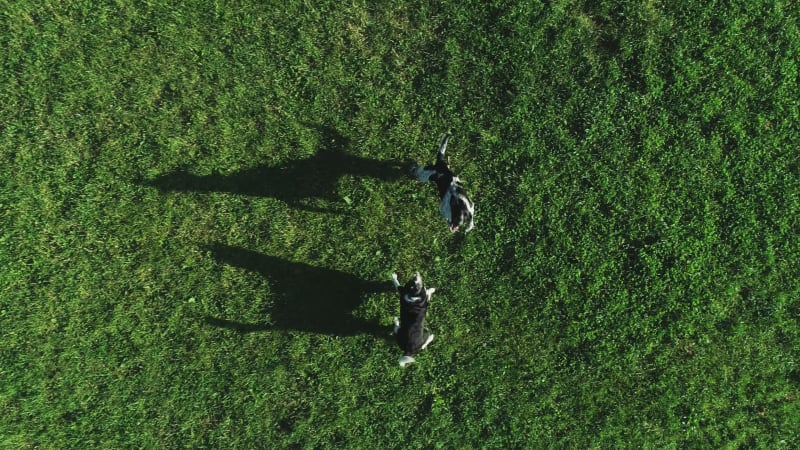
<box><xmin>1</xmin><ymin>0</ymin><xmax>798</xmax><ymax>447</ymax></box>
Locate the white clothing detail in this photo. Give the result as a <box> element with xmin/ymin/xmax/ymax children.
<box><xmin>402</xmin><ymin>294</ymin><xmax>424</xmax><ymax>304</ymax></box>
<box><xmin>439</xmin><ymin>178</ymin><xmax>474</xmax><ymax>225</ymax></box>
<box><xmin>413</xmin><ymin>166</ymin><xmax>437</xmax><ymax>183</ymax></box>
<box><xmin>398</xmin><ymin>356</ymin><xmax>416</xmax><ymax>367</ymax></box>
<box><xmin>421</xmin><ymin>334</ymin><xmax>434</xmax><ymax>350</ymax></box>
<box><xmin>439</xmin><ymin>189</ymin><xmax>454</xmax><ymax>222</ymax></box>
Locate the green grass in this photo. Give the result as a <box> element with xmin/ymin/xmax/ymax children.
<box><xmin>2</xmin><ymin>0</ymin><xmax>799</xmax><ymax>447</ymax></box>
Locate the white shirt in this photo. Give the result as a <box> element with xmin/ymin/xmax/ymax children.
<box><xmin>439</xmin><ymin>177</ymin><xmax>474</xmax><ymax>232</ymax></box>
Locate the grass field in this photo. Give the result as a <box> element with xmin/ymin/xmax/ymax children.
<box><xmin>2</xmin><ymin>0</ymin><xmax>799</xmax><ymax>447</ymax></box>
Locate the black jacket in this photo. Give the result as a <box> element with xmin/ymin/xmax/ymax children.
<box><xmin>397</xmin><ymin>288</ymin><xmax>430</xmax><ymax>356</ymax></box>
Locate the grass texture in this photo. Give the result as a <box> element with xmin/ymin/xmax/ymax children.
<box><xmin>1</xmin><ymin>0</ymin><xmax>799</xmax><ymax>447</ymax></box>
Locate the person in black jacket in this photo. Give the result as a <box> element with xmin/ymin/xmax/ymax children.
<box><xmin>390</xmin><ymin>272</ymin><xmax>436</xmax><ymax>367</ymax></box>
<box><xmin>410</xmin><ymin>133</ymin><xmax>475</xmax><ymax>233</ymax></box>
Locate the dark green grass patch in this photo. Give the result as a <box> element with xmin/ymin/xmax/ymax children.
<box><xmin>2</xmin><ymin>0</ymin><xmax>799</xmax><ymax>447</ymax></box>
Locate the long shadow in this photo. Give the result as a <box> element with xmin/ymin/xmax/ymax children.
<box><xmin>203</xmin><ymin>243</ymin><xmax>389</xmax><ymax>336</ymax></box>
<box><xmin>142</xmin><ymin>125</ymin><xmax>406</xmax><ymax>211</ymax></box>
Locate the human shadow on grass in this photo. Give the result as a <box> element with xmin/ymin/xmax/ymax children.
<box><xmin>143</xmin><ymin>125</ymin><xmax>406</xmax><ymax>212</ymax></box>
<box><xmin>203</xmin><ymin>243</ymin><xmax>389</xmax><ymax>337</ymax></box>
